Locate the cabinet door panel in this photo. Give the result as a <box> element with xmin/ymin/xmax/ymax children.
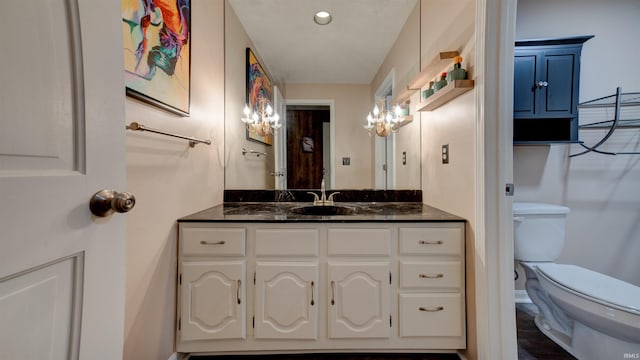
<box><xmin>543</xmin><ymin>52</ymin><xmax>576</xmax><ymax>115</ymax></box>
<box><xmin>513</xmin><ymin>54</ymin><xmax>538</xmax><ymax>117</ymax></box>
<box><xmin>328</xmin><ymin>262</ymin><xmax>391</xmax><ymax>338</ymax></box>
<box><xmin>181</xmin><ymin>261</ymin><xmax>245</xmax><ymax>341</ymax></box>
<box><xmin>255</xmin><ymin>262</ymin><xmax>318</xmax><ymax>339</ymax></box>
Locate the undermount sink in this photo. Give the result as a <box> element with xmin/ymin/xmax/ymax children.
<box><xmin>289</xmin><ymin>204</ymin><xmax>358</xmax><ymax>216</ymax></box>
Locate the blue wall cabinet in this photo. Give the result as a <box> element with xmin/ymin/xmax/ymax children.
<box><xmin>513</xmin><ymin>36</ymin><xmax>593</xmax><ymax>144</ymax></box>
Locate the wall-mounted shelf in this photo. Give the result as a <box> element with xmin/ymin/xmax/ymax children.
<box><xmin>416</xmin><ymin>80</ymin><xmax>475</xmax><ymax>112</ymax></box>
<box><xmin>392</xmin><ymin>51</ymin><xmax>459</xmax><ymax>105</ymax></box>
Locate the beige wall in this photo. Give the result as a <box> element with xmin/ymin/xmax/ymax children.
<box><xmin>286</xmin><ymin>83</ymin><xmax>373</xmax><ymax>189</ymax></box>
<box><xmin>123</xmin><ymin>1</ymin><xmax>225</xmax><ymax>359</ymax></box>
<box><xmin>371</xmin><ymin>2</ymin><xmax>422</xmax><ymax>190</ymax></box>
<box><xmin>514</xmin><ymin>0</ymin><xmax>640</xmax><ymax>287</ymax></box>
<box><xmin>419</xmin><ymin>0</ymin><xmax>477</xmax><ymax>358</ymax></box>
<box><xmin>225</xmin><ymin>3</ymin><xmax>276</xmax><ymax>189</ymax></box>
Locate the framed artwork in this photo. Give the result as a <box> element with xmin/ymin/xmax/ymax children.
<box><xmin>246</xmin><ymin>48</ymin><xmax>274</xmax><ymax>145</ymax></box>
<box><xmin>302</xmin><ymin>136</ymin><xmax>315</xmax><ymax>153</ymax></box>
<box><xmin>122</xmin><ymin>0</ymin><xmax>191</xmax><ymax>116</ymax></box>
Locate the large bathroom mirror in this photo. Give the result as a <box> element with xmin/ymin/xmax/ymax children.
<box><xmin>224</xmin><ymin>0</ymin><xmax>421</xmax><ymax>190</ymax></box>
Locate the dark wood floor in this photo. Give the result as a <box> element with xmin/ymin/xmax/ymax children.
<box><xmin>189</xmin><ymin>303</ymin><xmax>575</xmax><ymax>360</ymax></box>
<box><xmin>516</xmin><ymin>303</ymin><xmax>576</xmax><ymax>360</ymax></box>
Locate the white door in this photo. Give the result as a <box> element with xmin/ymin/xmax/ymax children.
<box><xmin>273</xmin><ymin>86</ymin><xmax>287</xmax><ymax>189</ymax></box>
<box><xmin>328</xmin><ymin>262</ymin><xmax>391</xmax><ymax>338</ymax></box>
<box><xmin>254</xmin><ymin>262</ymin><xmax>318</xmax><ymax>339</ymax></box>
<box><xmin>0</xmin><ymin>1</ymin><xmax>127</xmax><ymax>359</ymax></box>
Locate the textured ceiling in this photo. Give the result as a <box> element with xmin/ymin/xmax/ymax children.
<box><xmin>228</xmin><ymin>0</ymin><xmax>418</xmax><ymax>85</ymax></box>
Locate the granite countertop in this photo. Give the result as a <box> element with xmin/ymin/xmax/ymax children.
<box><xmin>178</xmin><ymin>202</ymin><xmax>465</xmax><ymax>223</ymax></box>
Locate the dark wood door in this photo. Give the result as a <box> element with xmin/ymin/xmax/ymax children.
<box><xmin>286</xmin><ymin>109</ymin><xmax>327</xmax><ymax>189</ymax></box>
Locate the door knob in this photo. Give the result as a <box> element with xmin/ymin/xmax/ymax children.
<box><xmin>536</xmin><ymin>81</ymin><xmax>548</xmax><ymax>88</ymax></box>
<box><xmin>90</xmin><ymin>189</ymin><xmax>136</xmax><ymax>217</ymax></box>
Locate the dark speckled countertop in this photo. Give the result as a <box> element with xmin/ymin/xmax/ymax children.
<box><xmin>178</xmin><ymin>202</ymin><xmax>465</xmax><ymax>223</ymax></box>
<box><xmin>179</xmin><ymin>190</ymin><xmax>465</xmax><ymax>223</ymax></box>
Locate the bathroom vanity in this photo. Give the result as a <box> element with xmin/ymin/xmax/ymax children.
<box><xmin>176</xmin><ymin>195</ymin><xmax>466</xmax><ymax>355</ymax></box>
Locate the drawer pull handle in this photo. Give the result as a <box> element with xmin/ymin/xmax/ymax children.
<box><xmin>418</xmin><ymin>240</ymin><xmax>443</xmax><ymax>245</ymax></box>
<box><xmin>310</xmin><ymin>281</ymin><xmax>315</xmax><ymax>306</ymax></box>
<box><xmin>419</xmin><ymin>273</ymin><xmax>444</xmax><ymax>279</ymax></box>
<box><xmin>236</xmin><ymin>280</ymin><xmax>242</xmax><ymax>304</ymax></box>
<box><xmin>200</xmin><ymin>240</ymin><xmax>226</xmax><ymax>245</ymax></box>
<box><xmin>419</xmin><ymin>306</ymin><xmax>444</xmax><ymax>312</ymax></box>
<box><xmin>330</xmin><ymin>280</ymin><xmax>336</xmax><ymax>305</ymax></box>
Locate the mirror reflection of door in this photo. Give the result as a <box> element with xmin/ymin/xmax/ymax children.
<box><xmin>286</xmin><ymin>105</ymin><xmax>330</xmax><ymax>189</ymax></box>
<box><xmin>374</xmin><ymin>78</ymin><xmax>396</xmax><ymax>190</ymax></box>
<box><xmin>273</xmin><ymin>86</ymin><xmax>287</xmax><ymax>189</ymax></box>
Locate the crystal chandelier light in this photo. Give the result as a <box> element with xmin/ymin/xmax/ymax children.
<box><xmin>241</xmin><ymin>97</ymin><xmax>281</xmax><ymax>136</ymax></box>
<box><xmin>364</xmin><ymin>102</ymin><xmax>403</xmax><ymax>137</ymax></box>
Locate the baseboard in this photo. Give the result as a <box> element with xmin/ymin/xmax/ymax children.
<box><xmin>514</xmin><ymin>290</ymin><xmax>532</xmax><ymax>303</ymax></box>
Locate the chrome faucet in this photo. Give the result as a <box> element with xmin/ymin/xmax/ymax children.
<box><xmin>308</xmin><ymin>179</ymin><xmax>339</xmax><ymax>206</ymax></box>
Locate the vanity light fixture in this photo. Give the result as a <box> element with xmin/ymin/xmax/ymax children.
<box><xmin>313</xmin><ymin>10</ymin><xmax>332</xmax><ymax>25</ymax></box>
<box><xmin>364</xmin><ymin>101</ymin><xmax>404</xmax><ymax>137</ymax></box>
<box><xmin>241</xmin><ymin>97</ymin><xmax>281</xmax><ymax>136</ymax></box>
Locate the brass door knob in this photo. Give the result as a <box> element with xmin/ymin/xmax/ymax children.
<box><xmin>90</xmin><ymin>189</ymin><xmax>136</xmax><ymax>217</ymax></box>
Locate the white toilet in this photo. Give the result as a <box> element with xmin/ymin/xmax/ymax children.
<box><xmin>513</xmin><ymin>202</ymin><xmax>640</xmax><ymax>360</ymax></box>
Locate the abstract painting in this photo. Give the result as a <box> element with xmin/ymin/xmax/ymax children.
<box><xmin>122</xmin><ymin>0</ymin><xmax>191</xmax><ymax>116</ymax></box>
<box><xmin>246</xmin><ymin>48</ymin><xmax>273</xmax><ymax>145</ymax></box>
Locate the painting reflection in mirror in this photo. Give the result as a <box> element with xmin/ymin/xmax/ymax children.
<box><xmin>246</xmin><ymin>48</ymin><xmax>274</xmax><ymax>145</ymax></box>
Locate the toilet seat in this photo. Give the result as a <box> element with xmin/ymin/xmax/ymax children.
<box><xmin>536</xmin><ymin>263</ymin><xmax>640</xmax><ymax>314</ymax></box>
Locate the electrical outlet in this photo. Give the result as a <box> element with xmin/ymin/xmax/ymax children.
<box><xmin>342</xmin><ymin>157</ymin><xmax>350</xmax><ymax>166</ymax></box>
<box><xmin>442</xmin><ymin>144</ymin><xmax>449</xmax><ymax>164</ymax></box>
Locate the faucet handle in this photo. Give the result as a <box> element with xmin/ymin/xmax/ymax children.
<box><xmin>327</xmin><ymin>192</ymin><xmax>340</xmax><ymax>202</ymax></box>
<box><xmin>307</xmin><ymin>192</ymin><xmax>320</xmax><ymax>202</ymax></box>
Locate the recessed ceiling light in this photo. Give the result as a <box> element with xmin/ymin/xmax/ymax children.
<box><xmin>314</xmin><ymin>10</ymin><xmax>332</xmax><ymax>25</ymax></box>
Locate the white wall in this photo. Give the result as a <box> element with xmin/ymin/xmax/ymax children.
<box><xmin>225</xmin><ymin>4</ymin><xmax>275</xmax><ymax>189</ymax></box>
<box><xmin>419</xmin><ymin>0</ymin><xmax>478</xmax><ymax>358</ymax></box>
<box><xmin>514</xmin><ymin>0</ymin><xmax>640</xmax><ymax>286</ymax></box>
<box><xmin>371</xmin><ymin>2</ymin><xmax>422</xmax><ymax>190</ymax></box>
<box><xmin>123</xmin><ymin>1</ymin><xmax>225</xmax><ymax>359</ymax></box>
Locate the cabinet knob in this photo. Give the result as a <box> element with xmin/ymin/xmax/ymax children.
<box><xmin>536</xmin><ymin>81</ymin><xmax>549</xmax><ymax>88</ymax></box>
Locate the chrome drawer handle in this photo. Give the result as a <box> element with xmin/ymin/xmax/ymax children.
<box><xmin>200</xmin><ymin>240</ymin><xmax>226</xmax><ymax>245</ymax></box>
<box><xmin>419</xmin><ymin>306</ymin><xmax>444</xmax><ymax>312</ymax></box>
<box><xmin>418</xmin><ymin>240</ymin><xmax>443</xmax><ymax>245</ymax></box>
<box><xmin>419</xmin><ymin>273</ymin><xmax>444</xmax><ymax>279</ymax></box>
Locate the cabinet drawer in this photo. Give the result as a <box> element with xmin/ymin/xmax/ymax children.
<box><xmin>182</xmin><ymin>227</ymin><xmax>245</xmax><ymax>256</ymax></box>
<box><xmin>327</xmin><ymin>228</ymin><xmax>391</xmax><ymax>256</ymax></box>
<box><xmin>255</xmin><ymin>229</ymin><xmax>318</xmax><ymax>256</ymax></box>
<box><xmin>399</xmin><ymin>261</ymin><xmax>461</xmax><ymax>289</ymax></box>
<box><xmin>399</xmin><ymin>293</ymin><xmax>463</xmax><ymax>337</ymax></box>
<box><xmin>399</xmin><ymin>227</ymin><xmax>462</xmax><ymax>256</ymax></box>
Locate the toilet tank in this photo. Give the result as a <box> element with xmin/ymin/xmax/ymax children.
<box><xmin>513</xmin><ymin>202</ymin><xmax>570</xmax><ymax>262</ymax></box>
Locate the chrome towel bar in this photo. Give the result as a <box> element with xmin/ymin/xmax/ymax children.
<box><xmin>126</xmin><ymin>122</ymin><xmax>211</xmax><ymax>147</ymax></box>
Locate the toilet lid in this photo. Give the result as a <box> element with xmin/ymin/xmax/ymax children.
<box><xmin>536</xmin><ymin>263</ymin><xmax>640</xmax><ymax>313</ymax></box>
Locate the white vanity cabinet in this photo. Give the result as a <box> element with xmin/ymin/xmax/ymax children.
<box><xmin>177</xmin><ymin>221</ymin><xmax>465</xmax><ymax>354</ymax></box>
<box><xmin>326</xmin><ymin>227</ymin><xmax>392</xmax><ymax>339</ymax></box>
<box><xmin>253</xmin><ymin>228</ymin><xmax>319</xmax><ymax>340</ymax></box>
<box><xmin>179</xmin><ymin>226</ymin><xmax>247</xmax><ymax>341</ymax></box>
